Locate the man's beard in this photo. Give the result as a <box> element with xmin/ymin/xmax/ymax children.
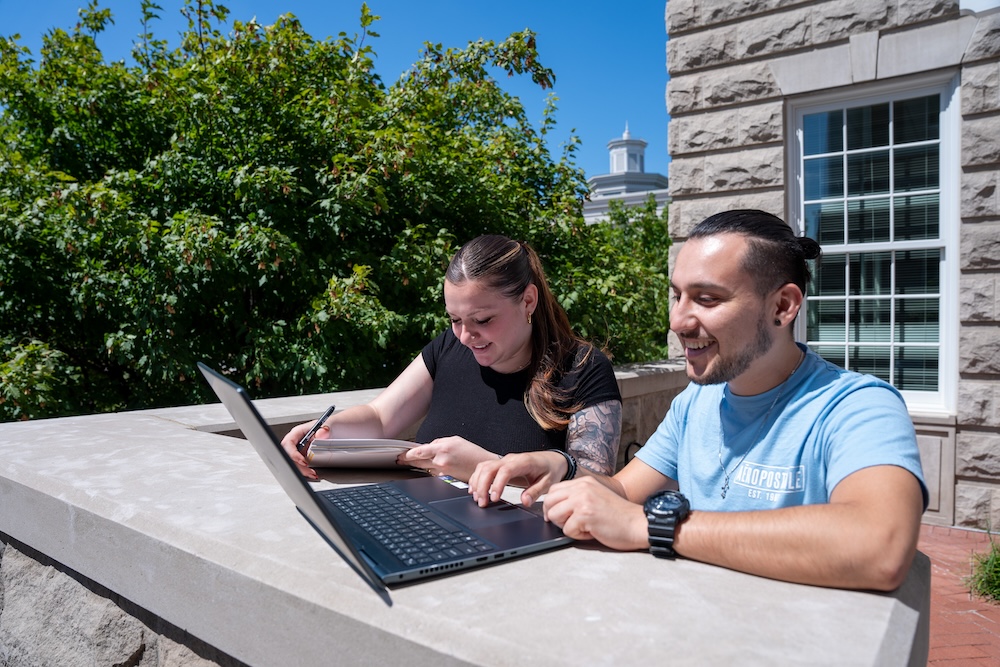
<box><xmin>691</xmin><ymin>314</ymin><xmax>774</xmax><ymax>385</ymax></box>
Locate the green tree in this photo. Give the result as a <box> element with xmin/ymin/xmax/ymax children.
<box><xmin>0</xmin><ymin>0</ymin><xmax>670</xmax><ymax>421</ymax></box>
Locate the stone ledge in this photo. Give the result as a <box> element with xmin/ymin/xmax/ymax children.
<box><xmin>0</xmin><ymin>364</ymin><xmax>930</xmax><ymax>666</ymax></box>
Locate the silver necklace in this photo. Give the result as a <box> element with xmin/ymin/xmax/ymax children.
<box><xmin>717</xmin><ymin>352</ymin><xmax>803</xmax><ymax>499</ymax></box>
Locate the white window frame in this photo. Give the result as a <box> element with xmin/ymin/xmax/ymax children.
<box><xmin>786</xmin><ymin>71</ymin><xmax>960</xmax><ymax>417</ymax></box>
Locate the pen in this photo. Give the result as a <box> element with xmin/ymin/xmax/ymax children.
<box><xmin>296</xmin><ymin>405</ymin><xmax>336</xmax><ymax>454</ymax></box>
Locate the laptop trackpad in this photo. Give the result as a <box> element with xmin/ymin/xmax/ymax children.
<box><xmin>430</xmin><ymin>497</ymin><xmax>531</xmax><ymax>529</ymax></box>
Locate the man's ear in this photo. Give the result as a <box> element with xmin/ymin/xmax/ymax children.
<box><xmin>772</xmin><ymin>283</ymin><xmax>804</xmax><ymax>327</ymax></box>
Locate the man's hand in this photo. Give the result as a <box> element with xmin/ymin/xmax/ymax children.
<box><xmin>542</xmin><ymin>477</ymin><xmax>649</xmax><ymax>551</ymax></box>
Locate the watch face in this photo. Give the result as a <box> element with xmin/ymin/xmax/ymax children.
<box><xmin>647</xmin><ymin>491</ymin><xmax>687</xmax><ymax>514</ymax></box>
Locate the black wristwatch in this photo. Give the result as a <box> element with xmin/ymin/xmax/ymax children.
<box><xmin>644</xmin><ymin>490</ymin><xmax>690</xmax><ymax>559</ymax></box>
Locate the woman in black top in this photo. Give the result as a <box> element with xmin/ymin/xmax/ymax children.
<box><xmin>281</xmin><ymin>235</ymin><xmax>622</xmax><ymax>483</ymax></box>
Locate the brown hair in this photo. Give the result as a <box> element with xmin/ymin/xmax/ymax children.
<box><xmin>446</xmin><ymin>235</ymin><xmax>592</xmax><ymax>430</ymax></box>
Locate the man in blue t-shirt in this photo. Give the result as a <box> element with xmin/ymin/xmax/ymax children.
<box><xmin>471</xmin><ymin>209</ymin><xmax>928</xmax><ymax>592</ymax></box>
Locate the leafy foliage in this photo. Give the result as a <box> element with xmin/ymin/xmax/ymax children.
<box><xmin>0</xmin><ymin>0</ymin><xmax>670</xmax><ymax>421</ymax></box>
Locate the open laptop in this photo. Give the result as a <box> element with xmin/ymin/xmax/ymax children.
<box><xmin>197</xmin><ymin>363</ymin><xmax>571</xmax><ymax>601</ymax></box>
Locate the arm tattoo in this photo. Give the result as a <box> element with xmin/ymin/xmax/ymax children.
<box><xmin>566</xmin><ymin>400</ymin><xmax>622</xmax><ymax>476</ymax></box>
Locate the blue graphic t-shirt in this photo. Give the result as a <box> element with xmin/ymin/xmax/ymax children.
<box><xmin>635</xmin><ymin>345</ymin><xmax>929</xmax><ymax>512</ymax></box>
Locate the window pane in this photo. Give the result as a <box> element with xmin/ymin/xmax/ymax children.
<box><xmin>847</xmin><ymin>198</ymin><xmax>890</xmax><ymax>244</ymax></box>
<box><xmin>805</xmin><ymin>156</ymin><xmax>843</xmax><ymax>199</ymax></box>
<box><xmin>894</xmin><ymin>193</ymin><xmax>939</xmax><ymax>240</ymax></box>
<box><xmin>894</xmin><ymin>95</ymin><xmax>939</xmax><ymax>144</ymax></box>
<box><xmin>811</xmin><ymin>253</ymin><xmax>846</xmax><ymax>297</ymax></box>
<box><xmin>850</xmin><ymin>252</ymin><xmax>891</xmax><ymax>295</ymax></box>
<box><xmin>811</xmin><ymin>344</ymin><xmax>847</xmax><ymax>369</ymax></box>
<box><xmin>805</xmin><ymin>202</ymin><xmax>844</xmax><ymax>245</ymax></box>
<box><xmin>847</xmin><ymin>151</ymin><xmax>890</xmax><ymax>196</ymax></box>
<box><xmin>807</xmin><ymin>300</ymin><xmax>845</xmax><ymax>341</ymax></box>
<box><xmin>895</xmin><ymin>145</ymin><xmax>938</xmax><ymax>192</ymax></box>
<box><xmin>849</xmin><ymin>345</ymin><xmax>891</xmax><ymax>382</ymax></box>
<box><xmin>896</xmin><ymin>249</ymin><xmax>939</xmax><ymax>294</ymax></box>
<box><xmin>896</xmin><ymin>298</ymin><xmax>939</xmax><ymax>343</ymax></box>
<box><xmin>804</xmin><ymin>110</ymin><xmax>842</xmax><ymax>155</ymax></box>
<box><xmin>847</xmin><ymin>103</ymin><xmax>889</xmax><ymax>150</ymax></box>
<box><xmin>895</xmin><ymin>346</ymin><xmax>939</xmax><ymax>391</ymax></box>
<box><xmin>850</xmin><ymin>299</ymin><xmax>891</xmax><ymax>342</ymax></box>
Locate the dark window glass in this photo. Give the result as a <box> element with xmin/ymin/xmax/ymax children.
<box><xmin>804</xmin><ymin>110</ymin><xmax>843</xmax><ymax>155</ymax></box>
<box><xmin>810</xmin><ymin>253</ymin><xmax>846</xmax><ymax>297</ymax></box>
<box><xmin>847</xmin><ymin>198</ymin><xmax>890</xmax><ymax>244</ymax></box>
<box><xmin>850</xmin><ymin>299</ymin><xmax>891</xmax><ymax>342</ymax></box>
<box><xmin>805</xmin><ymin>156</ymin><xmax>844</xmax><ymax>200</ymax></box>
<box><xmin>896</xmin><ymin>298</ymin><xmax>939</xmax><ymax>343</ymax></box>
<box><xmin>850</xmin><ymin>252</ymin><xmax>891</xmax><ymax>295</ymax></box>
<box><xmin>847</xmin><ymin>151</ymin><xmax>890</xmax><ymax>196</ymax></box>
<box><xmin>805</xmin><ymin>202</ymin><xmax>845</xmax><ymax>245</ymax></box>
<box><xmin>894</xmin><ymin>193</ymin><xmax>939</xmax><ymax>241</ymax></box>
<box><xmin>896</xmin><ymin>249</ymin><xmax>939</xmax><ymax>294</ymax></box>
<box><xmin>847</xmin><ymin>103</ymin><xmax>889</xmax><ymax>150</ymax></box>
<box><xmin>895</xmin><ymin>346</ymin><xmax>939</xmax><ymax>391</ymax></box>
<box><xmin>894</xmin><ymin>95</ymin><xmax>939</xmax><ymax>144</ymax></box>
<box><xmin>895</xmin><ymin>145</ymin><xmax>938</xmax><ymax>192</ymax></box>
<box><xmin>849</xmin><ymin>345</ymin><xmax>891</xmax><ymax>382</ymax></box>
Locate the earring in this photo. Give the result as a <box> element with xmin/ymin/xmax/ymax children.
<box><xmin>774</xmin><ymin>319</ymin><xmax>781</xmax><ymax>326</ymax></box>
<box><xmin>528</xmin><ymin>312</ymin><xmax>532</xmax><ymax>325</ymax></box>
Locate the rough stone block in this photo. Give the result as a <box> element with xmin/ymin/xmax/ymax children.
<box><xmin>961</xmin><ymin>169</ymin><xmax>1000</xmax><ymax>219</ymax></box>
<box><xmin>667</xmin><ymin>75</ymin><xmax>702</xmax><ymax>115</ymax></box>
<box><xmin>667</xmin><ymin>64</ymin><xmax>778</xmax><ymax>113</ymax></box>
<box><xmin>702</xmin><ymin>63</ymin><xmax>781</xmax><ymax>107</ymax></box>
<box><xmin>958</xmin><ymin>379</ymin><xmax>999</xmax><ymax>427</ymax></box>
<box><xmin>960</xmin><ymin>274</ymin><xmax>997</xmax><ymax>322</ymax></box>
<box><xmin>961</xmin><ymin>222</ymin><xmax>1000</xmax><ymax>270</ymax></box>
<box><xmin>669</xmin><ymin>111</ymin><xmax>739</xmax><ymax>155</ymax></box>
<box><xmin>960</xmin><ymin>326</ymin><xmax>1000</xmax><ymax>374</ymax></box>
<box><xmin>740</xmin><ymin>101</ymin><xmax>784</xmax><ymax>145</ymax></box>
<box><xmin>809</xmin><ymin>1</ymin><xmax>893</xmax><ymax>44</ymax></box>
<box><xmin>736</xmin><ymin>8</ymin><xmax>812</xmax><ymax>60</ymax></box>
<box><xmin>667</xmin><ymin>103</ymin><xmax>781</xmax><ymax>155</ymax></box>
<box><xmin>668</xmin><ymin>157</ymin><xmax>707</xmax><ymax>196</ymax></box>
<box><xmin>964</xmin><ymin>115</ymin><xmax>1000</xmax><ymax>167</ymax></box>
<box><xmin>962</xmin><ymin>63</ymin><xmax>1000</xmax><ymax>116</ymax></box>
<box><xmin>666</xmin><ymin>0</ymin><xmax>698</xmax><ymax>34</ymax></box>
<box><xmin>668</xmin><ymin>26</ymin><xmax>739</xmax><ymax>73</ymax></box>
<box><xmin>965</xmin><ymin>10</ymin><xmax>1000</xmax><ymax>63</ymax></box>
<box><xmin>703</xmin><ymin>146</ymin><xmax>785</xmax><ymax>191</ymax></box>
<box><xmin>895</xmin><ymin>0</ymin><xmax>960</xmax><ymax>27</ymax></box>
<box><xmin>0</xmin><ymin>546</ymin><xmax>148</xmax><ymax>667</ymax></box>
<box><xmin>955</xmin><ymin>482</ymin><xmax>991</xmax><ymax>528</ymax></box>
<box><xmin>957</xmin><ymin>430</ymin><xmax>1000</xmax><ymax>479</ymax></box>
<box><xmin>667</xmin><ymin>0</ymin><xmax>788</xmax><ymax>35</ymax></box>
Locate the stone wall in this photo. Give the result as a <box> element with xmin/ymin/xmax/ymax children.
<box><xmin>957</xmin><ymin>27</ymin><xmax>1000</xmax><ymax>527</ymax></box>
<box><xmin>0</xmin><ymin>536</ymin><xmax>244</xmax><ymax>667</ymax></box>
<box><xmin>665</xmin><ymin>0</ymin><xmax>1000</xmax><ymax>528</ymax></box>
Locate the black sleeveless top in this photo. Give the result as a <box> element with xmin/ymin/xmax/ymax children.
<box><xmin>415</xmin><ymin>329</ymin><xmax>621</xmax><ymax>454</ymax></box>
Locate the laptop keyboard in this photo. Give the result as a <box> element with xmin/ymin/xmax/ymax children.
<box><xmin>322</xmin><ymin>485</ymin><xmax>494</xmax><ymax>567</ymax></box>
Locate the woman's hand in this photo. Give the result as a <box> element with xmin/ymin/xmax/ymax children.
<box><xmin>468</xmin><ymin>450</ymin><xmax>570</xmax><ymax>507</ymax></box>
<box><xmin>396</xmin><ymin>436</ymin><xmax>498</xmax><ymax>482</ymax></box>
<box><xmin>279</xmin><ymin>420</ymin><xmax>330</xmax><ymax>481</ymax></box>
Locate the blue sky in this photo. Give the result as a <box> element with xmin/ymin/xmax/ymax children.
<box><xmin>1</xmin><ymin>0</ymin><xmax>671</xmax><ymax>180</ymax></box>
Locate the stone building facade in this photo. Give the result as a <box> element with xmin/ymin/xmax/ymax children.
<box><xmin>665</xmin><ymin>0</ymin><xmax>1000</xmax><ymax>528</ymax></box>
